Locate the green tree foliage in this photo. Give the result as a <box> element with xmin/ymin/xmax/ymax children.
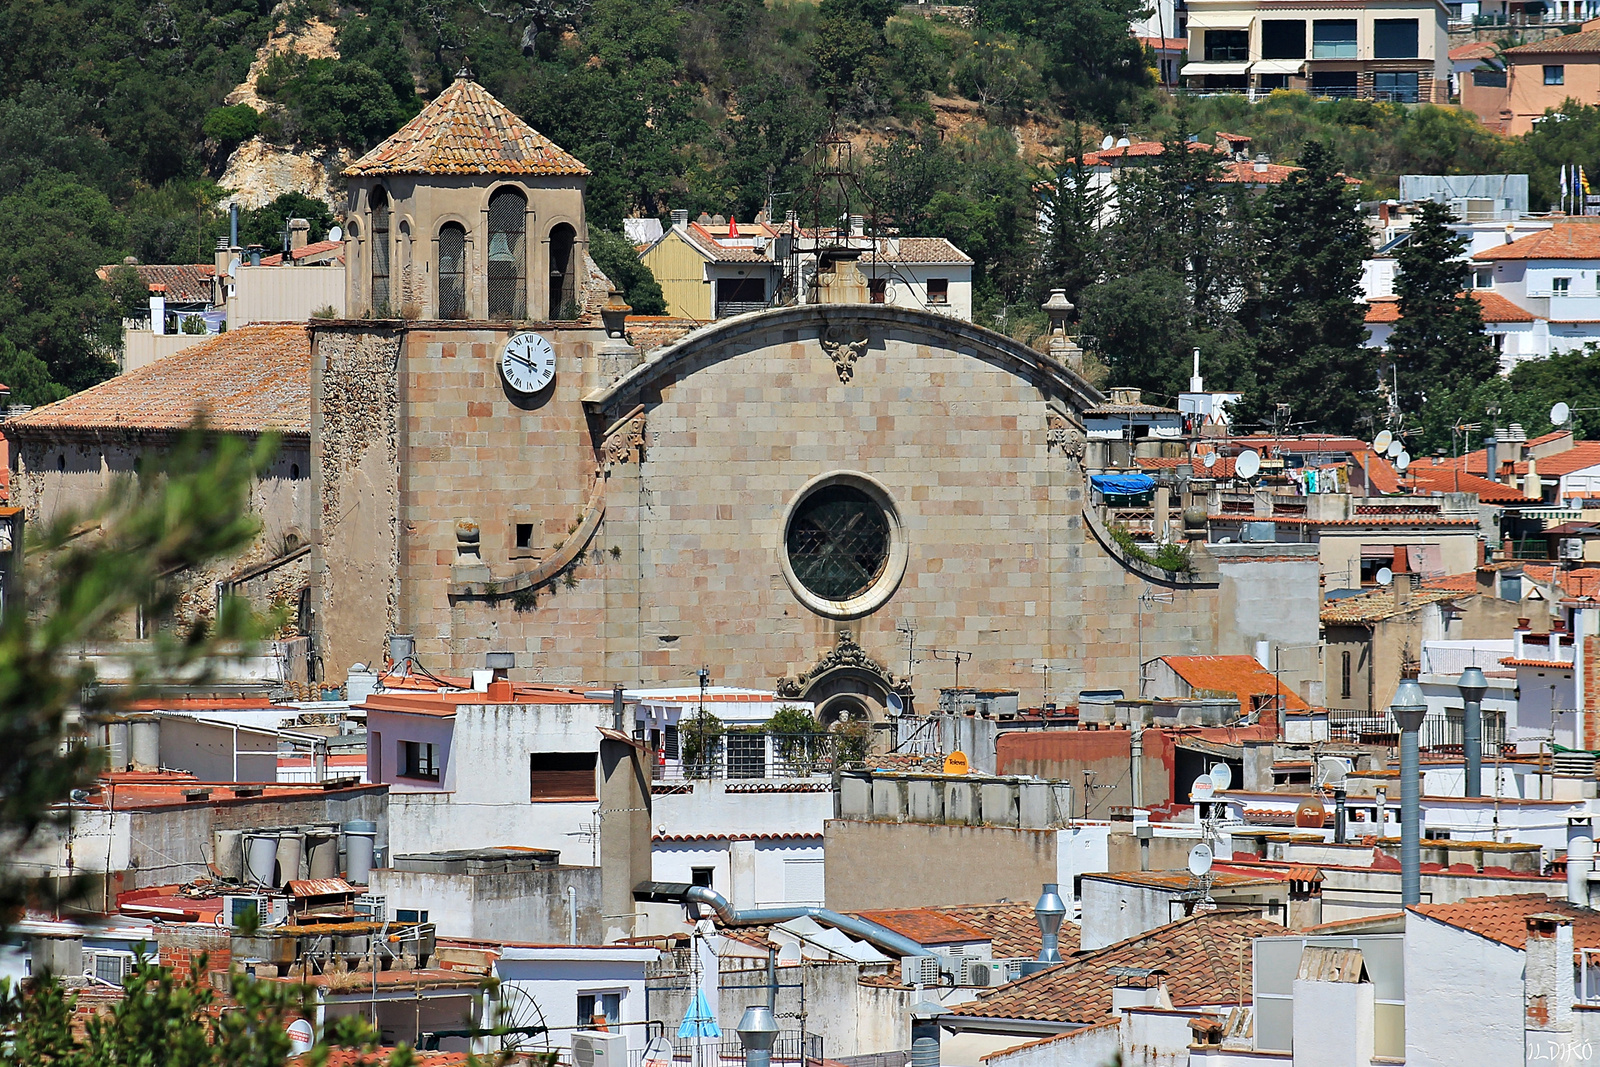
<box><xmin>1035</xmin><ymin>128</ymin><xmax>1108</xmax><ymax>305</ymax></box>
<box><xmin>980</xmin><ymin>0</ymin><xmax>1151</xmax><ymax>120</ymax></box>
<box><xmin>259</xmin><ymin>55</ymin><xmax>413</xmax><ymax>149</ymax></box>
<box><xmin>1387</xmin><ymin>200</ymin><xmax>1498</xmax><ymax>414</ymax></box>
<box><xmin>0</xmin><ymin>337</ymin><xmax>69</xmax><ymax>409</ymax></box>
<box><xmin>1080</xmin><ymin>269</ymin><xmax>1193</xmax><ymax>395</ymax></box>
<box><xmin>1504</xmin><ymin>101</ymin><xmax>1600</xmax><ymax>211</ymax></box>
<box><xmin>589</xmin><ymin>228</ymin><xmax>668</xmax><ymax>315</ymax></box>
<box><xmin>236</xmin><ymin>192</ymin><xmax>338</xmax><ymax>249</ymax></box>
<box><xmin>0</xmin><ymin>177</ymin><xmax>125</xmax><ymax>394</ymax></box>
<box><xmin>1240</xmin><ymin>141</ymin><xmax>1372</xmax><ymax>435</ymax></box>
<box><xmin>0</xmin><ymin>428</ymin><xmax>278</xmax><ymax>919</ymax></box>
<box><xmin>203</xmin><ymin>103</ymin><xmax>262</xmax><ymax>147</ymax></box>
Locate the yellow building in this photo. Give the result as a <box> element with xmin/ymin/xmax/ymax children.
<box><xmin>640</xmin><ymin>212</ymin><xmax>785</xmax><ymax>320</ymax></box>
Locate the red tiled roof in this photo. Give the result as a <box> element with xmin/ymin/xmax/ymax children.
<box><xmin>927</xmin><ymin>903</ymin><xmax>1058</xmax><ymax>959</ymax></box>
<box><xmin>1321</xmin><ymin>587</ymin><xmax>1470</xmax><ymax>624</ymax></box>
<box><xmin>1357</xmin><ymin>450</ymin><xmax>1402</xmax><ymax>494</ymax></box>
<box><xmin>948</xmin><ymin>912</ymin><xmax>1282</xmax><ymax>1025</ymax></box>
<box><xmin>1161</xmin><ymin>655</ymin><xmax>1310</xmax><ymax>711</ymax></box>
<box><xmin>5</xmin><ymin>324</ymin><xmax>309</xmax><ymax>437</ymax></box>
<box><xmin>259</xmin><ymin>240</ymin><xmax>344</xmax><ymax>266</ymax></box>
<box><xmin>1474</xmin><ymin>219</ymin><xmax>1600</xmax><ymax>261</ymax></box>
<box><xmin>1503</xmin><ymin>28</ymin><xmax>1600</xmax><ymax>55</ymax></box>
<box><xmin>853</xmin><ymin>909</ymin><xmax>994</xmax><ymax>945</ymax></box>
<box><xmin>1365</xmin><ymin>297</ymin><xmax>1401</xmax><ymax>324</ymax></box>
<box><xmin>1421</xmin><ymin>571</ymin><xmax>1480</xmax><ymax>593</ymax></box>
<box><xmin>1410</xmin><ymin>893</ymin><xmax>1600</xmax><ymax>950</ymax></box>
<box><xmin>345</xmin><ymin>76</ymin><xmax>589</xmax><ymax>177</ymax></box>
<box><xmin>1450</xmin><ymin>41</ymin><xmax>1500</xmax><ymax>61</ymax></box>
<box><xmin>1137</xmin><ymin>36</ymin><xmax>1188</xmax><ymax>50</ymax></box>
<box><xmin>1534</xmin><ymin>441</ymin><xmax>1600</xmax><ymax>476</ymax></box>
<box><xmin>1365</xmin><ymin>291</ymin><xmax>1534</xmax><ymax>325</ymax></box>
<box><xmin>96</xmin><ymin>263</ymin><xmax>216</xmax><ymax>304</ymax></box>
<box><xmin>1407</xmin><ymin>464</ymin><xmax>1531</xmax><ymax>503</ymax></box>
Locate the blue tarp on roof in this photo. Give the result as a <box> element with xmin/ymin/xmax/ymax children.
<box><xmin>1090</xmin><ymin>474</ymin><xmax>1156</xmax><ymax>495</ymax></box>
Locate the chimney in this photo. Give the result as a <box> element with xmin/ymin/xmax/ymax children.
<box><xmin>1568</xmin><ymin>837</ymin><xmax>1593</xmax><ymax>906</ymax></box>
<box><xmin>1395</xmin><ymin>573</ymin><xmax>1413</xmax><ymax>608</ymax></box>
<box><xmin>1525</xmin><ymin>456</ymin><xmax>1542</xmax><ymax>500</ymax></box>
<box><xmin>1524</xmin><ymin>914</ymin><xmax>1575</xmax><ymax>1039</ymax></box>
<box><xmin>288</xmin><ymin>217</ymin><xmax>310</xmax><ymax>254</ymax></box>
<box><xmin>850</xmin><ymin>214</ymin><xmax>866</xmax><ymax>237</ymax></box>
<box><xmin>671</xmin><ymin>209</ymin><xmax>689</xmax><ymax>228</ymax></box>
<box><xmin>598</xmin><ymin>732</ymin><xmax>653</xmax><ymax>942</ymax></box>
<box><xmin>148</xmin><ymin>284</ymin><xmax>167</xmax><ymax>335</ymax></box>
<box><xmin>1485</xmin><ymin>436</ymin><xmax>1497</xmax><ymax>481</ymax></box>
<box><xmin>229</xmin><ymin>202</ymin><xmax>240</xmax><ymax>250</ymax></box>
<box><xmin>1254</xmin><ymin>153</ymin><xmax>1269</xmax><ymax>174</ymax></box>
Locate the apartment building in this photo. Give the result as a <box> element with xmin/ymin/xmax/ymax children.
<box><xmin>1499</xmin><ymin>25</ymin><xmax>1600</xmax><ymax>135</ymax></box>
<box><xmin>1183</xmin><ymin>0</ymin><xmax>1451</xmax><ymax>101</ymax></box>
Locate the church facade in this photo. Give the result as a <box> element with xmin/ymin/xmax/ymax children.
<box><xmin>309</xmin><ymin>77</ymin><xmax>1238</xmax><ymax>716</ymax></box>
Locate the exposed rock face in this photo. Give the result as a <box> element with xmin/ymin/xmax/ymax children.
<box><xmin>218</xmin><ymin>13</ymin><xmax>349</xmax><ymax>212</ymax></box>
<box><xmin>220</xmin><ymin>138</ymin><xmax>352</xmax><ymax>212</ymax></box>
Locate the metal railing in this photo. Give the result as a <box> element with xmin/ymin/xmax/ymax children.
<box><xmin>627</xmin><ymin>1032</ymin><xmax>823</xmax><ymax>1067</ymax></box>
<box><xmin>716</xmin><ymin>301</ymin><xmax>770</xmax><ymax>317</ymax></box>
<box><xmin>1328</xmin><ymin>709</ymin><xmax>1506</xmax><ymax>749</ymax></box>
<box><xmin>655</xmin><ymin>732</ymin><xmax>869</xmax><ymax>782</ymax></box>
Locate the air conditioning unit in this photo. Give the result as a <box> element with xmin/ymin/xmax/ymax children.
<box><xmin>84</xmin><ymin>950</ymin><xmax>136</xmax><ymax>985</ymax></box>
<box><xmin>573</xmin><ymin>1030</ymin><xmax>628</xmax><ymax>1067</ymax></box>
<box><xmin>224</xmin><ymin>894</ymin><xmax>288</xmax><ymax>927</ymax></box>
<box><xmin>965</xmin><ymin>958</ymin><xmax>1010</xmax><ymax>987</ymax></box>
<box><xmin>901</xmin><ymin>954</ymin><xmax>942</xmax><ymax>987</ymax></box>
<box><xmin>354</xmin><ymin>893</ymin><xmax>387</xmax><ymax>922</ymax></box>
<box><xmin>1561</xmin><ymin>538</ymin><xmax>1585</xmax><ymax>561</ymax></box>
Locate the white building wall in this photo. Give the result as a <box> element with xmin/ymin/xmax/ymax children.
<box><xmin>493</xmin><ymin>948</ymin><xmax>657</xmax><ymax>1051</ymax></box>
<box><xmin>1403</xmin><ymin>912</ymin><xmax>1525</xmax><ymax>1067</ymax></box>
<box><xmin>653</xmin><ymin>781</ymin><xmax>832</xmax><ymax>836</ymax></box>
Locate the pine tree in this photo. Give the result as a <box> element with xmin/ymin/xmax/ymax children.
<box><xmin>1242</xmin><ymin>141</ymin><xmax>1373</xmax><ymax>435</ymax></box>
<box><xmin>1035</xmin><ymin>125</ymin><xmax>1108</xmax><ymax>305</ymax></box>
<box><xmin>1388</xmin><ymin>199</ymin><xmax>1499</xmax><ymax>413</ymax></box>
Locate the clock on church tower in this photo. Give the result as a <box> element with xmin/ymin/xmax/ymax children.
<box><xmin>500</xmin><ymin>332</ymin><xmax>556</xmax><ymax>394</ymax></box>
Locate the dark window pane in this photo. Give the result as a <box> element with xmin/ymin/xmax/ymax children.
<box><xmin>530</xmin><ymin>751</ymin><xmax>598</xmax><ymax>799</ymax></box>
<box><xmin>488</xmin><ymin>189</ymin><xmax>528</xmax><ymax>320</ymax></box>
<box><xmin>786</xmin><ymin>484</ymin><xmax>890</xmax><ymax>601</ymax></box>
<box><xmin>1312</xmin><ymin>20</ymin><xmax>1357</xmax><ymax>58</ymax></box>
<box><xmin>371</xmin><ymin>189</ymin><xmax>391</xmax><ymax>314</ymax></box>
<box><xmin>549</xmin><ymin>223</ymin><xmax>578</xmax><ymax>319</ymax></box>
<box><xmin>439</xmin><ymin>223</ymin><xmax>467</xmax><ymax>319</ymax></box>
<box><xmin>1261</xmin><ymin>20</ymin><xmax>1306</xmax><ymax>59</ymax></box>
<box><xmin>1373</xmin><ymin>19</ymin><xmax>1418</xmax><ymax>59</ymax></box>
<box><xmin>1205</xmin><ymin>29</ymin><xmax>1248</xmax><ymax>61</ymax></box>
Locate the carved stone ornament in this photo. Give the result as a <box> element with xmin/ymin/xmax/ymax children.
<box><xmin>1047</xmin><ymin>413</ymin><xmax>1085</xmax><ymax>460</ymax></box>
<box><xmin>602</xmin><ymin>412</ymin><xmax>647</xmax><ymax>470</ymax></box>
<box><xmin>820</xmin><ymin>325</ymin><xmax>870</xmax><ymax>383</ymax></box>
<box><xmin>776</xmin><ymin>628</ymin><xmax>912</xmax><ymax>699</ymax></box>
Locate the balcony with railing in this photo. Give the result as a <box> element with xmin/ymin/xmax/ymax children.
<box><xmin>1328</xmin><ymin>707</ymin><xmax>1507</xmax><ymax>749</ymax></box>
<box><xmin>652</xmin><ymin>731</ymin><xmax>869</xmax><ymax>783</ymax></box>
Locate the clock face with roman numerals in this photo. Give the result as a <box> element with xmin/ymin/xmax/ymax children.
<box><xmin>500</xmin><ymin>332</ymin><xmax>556</xmax><ymax>394</ymax></box>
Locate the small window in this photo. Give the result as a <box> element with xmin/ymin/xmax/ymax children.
<box><xmin>691</xmin><ymin>867</ymin><xmax>714</xmax><ymax>888</ymax></box>
<box><xmin>396</xmin><ymin>909</ymin><xmax>429</xmax><ymax>923</ymax></box>
<box><xmin>530</xmin><ymin>751</ymin><xmax>598</xmax><ymax>800</ymax></box>
<box><xmin>868</xmin><ymin>278</ymin><xmax>887</xmax><ymax>304</ymax></box>
<box><xmin>663</xmin><ymin>723</ymin><xmax>680</xmax><ymax>760</ymax></box>
<box><xmin>1341</xmin><ymin>650</ymin><xmax>1352</xmax><ymax>700</ymax></box>
<box><xmin>399</xmin><ymin>740</ymin><xmax>439</xmax><ymax>780</ymax></box>
<box><xmin>926</xmin><ymin>278</ymin><xmax>949</xmax><ymax>305</ymax></box>
<box><xmin>578</xmin><ymin>992</ymin><xmax>621</xmax><ymax>1027</ymax></box>
<box><xmin>57</xmin><ymin>454</ymin><xmax>65</xmax><ymax>472</ymax></box>
<box><xmin>1555</xmin><ymin>277</ymin><xmax>1572</xmax><ymax>295</ymax></box>
<box><xmin>1546</xmin><ymin>65</ymin><xmax>1565</xmax><ymax>85</ymax></box>
<box><xmin>516</xmin><ymin>523</ymin><xmax>533</xmax><ymax>549</ymax></box>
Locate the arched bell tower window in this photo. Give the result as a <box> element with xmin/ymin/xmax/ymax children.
<box><xmin>548</xmin><ymin>223</ymin><xmax>577</xmax><ymax>320</ymax></box>
<box><xmin>438</xmin><ymin>223</ymin><xmax>467</xmax><ymax>319</ymax></box>
<box><xmin>370</xmin><ymin>188</ymin><xmax>391</xmax><ymax>315</ymax></box>
<box><xmin>487</xmin><ymin>187</ymin><xmax>527</xmax><ymax>320</ymax></box>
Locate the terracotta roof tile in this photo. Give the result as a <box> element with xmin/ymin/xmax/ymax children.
<box><xmin>926</xmin><ymin>903</ymin><xmax>1059</xmax><ymax>959</ymax></box>
<box><xmin>97</xmin><ymin>263</ymin><xmax>216</xmax><ymax>304</ymax></box>
<box><xmin>1450</xmin><ymin>41</ymin><xmax>1500</xmax><ymax>60</ymax></box>
<box><xmin>1160</xmin><ymin>655</ymin><xmax>1310</xmax><ymax>711</ymax></box>
<box><xmin>948</xmin><ymin>912</ymin><xmax>1282</xmax><ymax>1025</ymax></box>
<box><xmin>1503</xmin><ymin>28</ymin><xmax>1600</xmax><ymax>54</ymax></box>
<box><xmin>1407</xmin><ymin>465</ymin><xmax>1532</xmax><ymax>503</ymax></box>
<box><xmin>1421</xmin><ymin>571</ymin><xmax>1480</xmax><ymax>593</ymax></box>
<box><xmin>1320</xmin><ymin>587</ymin><xmax>1469</xmax><ymax>624</ymax></box>
<box><xmin>5</xmin><ymin>324</ymin><xmax>309</xmax><ymax>438</ymax></box>
<box><xmin>1410</xmin><ymin>893</ymin><xmax>1600</xmax><ymax>950</ymax></box>
<box><xmin>853</xmin><ymin>909</ymin><xmax>994</xmax><ymax>945</ymax></box>
<box><xmin>1474</xmin><ymin>219</ymin><xmax>1600</xmax><ymax>261</ymax></box>
<box><xmin>259</xmin><ymin>240</ymin><xmax>344</xmax><ymax>266</ymax></box>
<box><xmin>345</xmin><ymin>77</ymin><xmax>588</xmax><ymax>177</ymax></box>
<box><xmin>1366</xmin><ymin>291</ymin><xmax>1533</xmax><ymax>325</ymax></box>
<box><xmin>1533</xmin><ymin>441</ymin><xmax>1600</xmax><ymax>476</ymax></box>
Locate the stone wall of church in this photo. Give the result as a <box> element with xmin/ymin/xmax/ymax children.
<box><xmin>310</xmin><ymin>311</ymin><xmax>1228</xmax><ymax>708</ymax></box>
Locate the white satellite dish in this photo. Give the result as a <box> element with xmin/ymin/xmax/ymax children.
<box><xmin>1553</xmin><ymin>401</ymin><xmax>1572</xmax><ymax>425</ymax></box>
<box><xmin>1209</xmin><ymin>762</ymin><xmax>1233</xmax><ymax>791</ymax></box>
<box><xmin>886</xmin><ymin>692</ymin><xmax>904</xmax><ymax>715</ymax></box>
<box><xmin>1101</xmin><ymin>134</ymin><xmax>1115</xmax><ymax>150</ymax></box>
<box><xmin>1373</xmin><ymin>429</ymin><xmax>1393</xmax><ymax>453</ymax></box>
<box><xmin>1376</xmin><ymin>567</ymin><xmax>1394</xmax><ymax>586</ymax></box>
<box><xmin>1386</xmin><ymin>440</ymin><xmax>1403</xmax><ymax>458</ymax></box>
<box><xmin>228</xmin><ymin>255</ymin><xmax>242</xmax><ymax>277</ymax></box>
<box><xmin>1317</xmin><ymin>757</ymin><xmax>1349</xmax><ymax>788</ymax></box>
<box><xmin>328</xmin><ymin>225</ymin><xmax>343</xmax><ymax>243</ymax></box>
<box><xmin>1236</xmin><ymin>449</ymin><xmax>1261</xmax><ymax>479</ymax></box>
<box><xmin>1116</xmin><ymin>137</ymin><xmax>1131</xmax><ymax>148</ymax></box>
<box><xmin>1187</xmin><ymin>843</ymin><xmax>1215</xmax><ymax>878</ymax></box>
<box><xmin>1395</xmin><ymin>451</ymin><xmax>1411</xmax><ymax>472</ymax></box>
<box><xmin>1190</xmin><ymin>774</ymin><xmax>1216</xmax><ymax>802</ymax></box>
<box><xmin>1203</xmin><ymin>452</ymin><xmax>1218</xmax><ymax>469</ymax></box>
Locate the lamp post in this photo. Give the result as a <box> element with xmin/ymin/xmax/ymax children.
<box><xmin>1458</xmin><ymin>666</ymin><xmax>1488</xmax><ymax>798</ymax></box>
<box><xmin>1391</xmin><ymin>679</ymin><xmax>1427</xmax><ymax>906</ymax></box>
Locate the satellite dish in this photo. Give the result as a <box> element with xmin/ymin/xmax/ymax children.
<box><xmin>228</xmin><ymin>255</ymin><xmax>242</xmax><ymax>277</ymax></box>
<box><xmin>1116</xmin><ymin>137</ymin><xmax>1131</xmax><ymax>148</ymax></box>
<box><xmin>1317</xmin><ymin>757</ymin><xmax>1349</xmax><ymax>788</ymax></box>
<box><xmin>328</xmin><ymin>225</ymin><xmax>343</xmax><ymax>243</ymax></box>
<box><xmin>1101</xmin><ymin>134</ymin><xmax>1115</xmax><ymax>150</ymax></box>
<box><xmin>1386</xmin><ymin>440</ymin><xmax>1403</xmax><ymax>458</ymax></box>
<box><xmin>1190</xmin><ymin>774</ymin><xmax>1216</xmax><ymax>802</ymax></box>
<box><xmin>69</xmin><ymin>788</ymin><xmax>90</xmax><ymax>804</ymax></box>
<box><xmin>1553</xmin><ymin>401</ymin><xmax>1572</xmax><ymax>425</ymax></box>
<box><xmin>1396</xmin><ymin>450</ymin><xmax>1410</xmax><ymax>472</ymax></box>
<box><xmin>1209</xmin><ymin>762</ymin><xmax>1233</xmax><ymax>791</ymax></box>
<box><xmin>1373</xmin><ymin>429</ymin><xmax>1393</xmax><ymax>453</ymax></box>
<box><xmin>886</xmin><ymin>692</ymin><xmax>904</xmax><ymax>715</ymax></box>
<box><xmin>1376</xmin><ymin>567</ymin><xmax>1394</xmax><ymax>586</ymax></box>
<box><xmin>1203</xmin><ymin>452</ymin><xmax>1218</xmax><ymax>469</ymax></box>
<box><xmin>1235</xmin><ymin>449</ymin><xmax>1261</xmax><ymax>479</ymax></box>
<box><xmin>1187</xmin><ymin>843</ymin><xmax>1214</xmax><ymax>877</ymax></box>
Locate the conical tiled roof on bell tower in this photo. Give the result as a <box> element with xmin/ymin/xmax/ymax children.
<box><xmin>344</xmin><ymin>74</ymin><xmax>590</xmax><ymax>177</ymax></box>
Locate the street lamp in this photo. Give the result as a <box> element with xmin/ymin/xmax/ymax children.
<box><xmin>1391</xmin><ymin>679</ymin><xmax>1427</xmax><ymax>906</ymax></box>
<box><xmin>1458</xmin><ymin>666</ymin><xmax>1488</xmax><ymax>798</ymax></box>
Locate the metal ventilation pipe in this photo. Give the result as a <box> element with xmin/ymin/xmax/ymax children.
<box><xmin>1392</xmin><ymin>679</ymin><xmax>1428</xmax><ymax>906</ymax></box>
<box><xmin>631</xmin><ymin>882</ymin><xmax>934</xmax><ymax>958</ymax></box>
<box><xmin>1459</xmin><ymin>666</ymin><xmax>1488</xmax><ymax>798</ymax></box>
<box><xmin>1485</xmin><ymin>436</ymin><xmax>1498</xmax><ymax>482</ymax></box>
<box><xmin>736</xmin><ymin>1005</ymin><xmax>780</xmax><ymax>1067</ymax></box>
<box><xmin>229</xmin><ymin>203</ymin><xmax>240</xmax><ymax>249</ymax></box>
<box><xmin>613</xmin><ymin>684</ymin><xmax>625</xmax><ymax>732</ymax></box>
<box><xmin>1035</xmin><ymin>883</ymin><xmax>1067</xmax><ymax>963</ymax></box>
<box><xmin>1333</xmin><ymin>786</ymin><xmax>1347</xmax><ymax>844</ymax></box>
<box><xmin>1570</xmin><ymin>836</ymin><xmax>1595</xmax><ymax>907</ymax></box>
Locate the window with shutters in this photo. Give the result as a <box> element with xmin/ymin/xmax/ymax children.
<box><xmin>371</xmin><ymin>188</ymin><xmax>391</xmax><ymax>315</ymax></box>
<box><xmin>439</xmin><ymin>223</ymin><xmax>467</xmax><ymax>319</ymax></box>
<box><xmin>487</xmin><ymin>188</ymin><xmax>528</xmax><ymax>320</ymax></box>
<box><xmin>530</xmin><ymin>751</ymin><xmax>598</xmax><ymax>800</ymax></box>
